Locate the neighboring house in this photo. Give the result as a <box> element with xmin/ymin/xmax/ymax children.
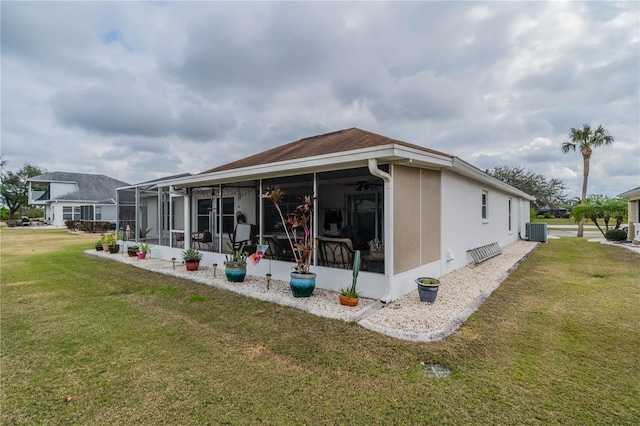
<box><xmin>118</xmin><ymin>128</ymin><xmax>534</xmax><ymax>301</ymax></box>
<box><xmin>618</xmin><ymin>186</ymin><xmax>640</xmax><ymax>241</ymax></box>
<box><xmin>27</xmin><ymin>172</ymin><xmax>130</xmax><ymax>228</ymax></box>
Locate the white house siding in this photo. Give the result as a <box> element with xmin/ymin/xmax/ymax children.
<box><xmin>440</xmin><ymin>169</ymin><xmax>528</xmax><ymax>275</ymax></box>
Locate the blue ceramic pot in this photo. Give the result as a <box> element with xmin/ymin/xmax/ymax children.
<box><xmin>290</xmin><ymin>272</ymin><xmax>316</xmax><ymax>297</ymax></box>
<box><xmin>225</xmin><ymin>265</ymin><xmax>247</xmax><ymax>282</ymax></box>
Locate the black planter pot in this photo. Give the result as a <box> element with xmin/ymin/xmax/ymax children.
<box><xmin>108</xmin><ymin>244</ymin><xmax>120</xmax><ymax>254</ymax></box>
<box><xmin>416</xmin><ymin>277</ymin><xmax>440</xmax><ymax>303</ymax></box>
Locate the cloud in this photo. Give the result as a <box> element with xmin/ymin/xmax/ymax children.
<box><xmin>51</xmin><ymin>74</ymin><xmax>237</xmax><ymax>141</ymax></box>
<box><xmin>1</xmin><ymin>1</ymin><xmax>638</xmax><ymax>195</ymax></box>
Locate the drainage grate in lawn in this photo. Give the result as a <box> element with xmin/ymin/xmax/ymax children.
<box><xmin>420</xmin><ymin>363</ymin><xmax>452</xmax><ymax>378</ymax></box>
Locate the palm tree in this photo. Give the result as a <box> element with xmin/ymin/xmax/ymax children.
<box><xmin>561</xmin><ymin>124</ymin><xmax>614</xmax><ymax>237</ymax></box>
<box><xmin>572</xmin><ymin>199</ymin><xmax>606</xmax><ymax>236</ymax></box>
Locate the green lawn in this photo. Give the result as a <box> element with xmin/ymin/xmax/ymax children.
<box><xmin>2</xmin><ymin>229</ymin><xmax>639</xmax><ymax>425</ymax></box>
<box><xmin>530</xmin><ymin>217</ymin><xmax>629</xmax><ymax>226</ymax></box>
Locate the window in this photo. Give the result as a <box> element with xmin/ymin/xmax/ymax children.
<box><xmin>63</xmin><ymin>206</ymin><xmax>72</xmax><ymax>220</ymax></box>
<box><xmin>80</xmin><ymin>205</ymin><xmax>94</xmax><ymax>221</ymax></box>
<box><xmin>508</xmin><ymin>198</ymin><xmax>512</xmax><ymax>231</ymax></box>
<box><xmin>95</xmin><ymin>206</ymin><xmax>102</xmax><ymax>220</ymax></box>
<box><xmin>216</xmin><ymin>197</ymin><xmax>235</xmax><ymax>235</ymax></box>
<box><xmin>197</xmin><ymin>199</ymin><xmax>213</xmax><ymax>233</ymax></box>
<box><xmin>481</xmin><ymin>191</ymin><xmax>488</xmax><ymax>220</ymax></box>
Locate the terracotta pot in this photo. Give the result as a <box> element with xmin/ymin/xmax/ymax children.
<box><xmin>185</xmin><ymin>260</ymin><xmax>200</xmax><ymax>271</ymax></box>
<box><xmin>339</xmin><ymin>293</ymin><xmax>359</xmax><ymax>307</ymax></box>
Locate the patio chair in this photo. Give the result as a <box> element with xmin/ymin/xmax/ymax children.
<box><xmin>317</xmin><ymin>236</ymin><xmax>356</xmax><ymax>269</ymax></box>
<box><xmin>263</xmin><ymin>235</ymin><xmax>285</xmax><ymax>260</ymax></box>
<box><xmin>175</xmin><ymin>232</ymin><xmax>184</xmax><ymax>248</ymax></box>
<box><xmin>229</xmin><ymin>223</ymin><xmax>252</xmax><ymax>250</ymax></box>
<box><xmin>200</xmin><ymin>230</ymin><xmax>213</xmax><ymax>251</ymax></box>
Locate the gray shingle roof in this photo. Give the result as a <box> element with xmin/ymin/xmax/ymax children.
<box><xmin>28</xmin><ymin>172</ymin><xmax>130</xmax><ymax>202</ymax></box>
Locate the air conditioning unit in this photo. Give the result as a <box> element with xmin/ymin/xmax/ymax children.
<box><xmin>526</xmin><ymin>223</ymin><xmax>548</xmax><ymax>243</ymax></box>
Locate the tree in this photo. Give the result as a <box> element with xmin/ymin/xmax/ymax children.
<box><xmin>572</xmin><ymin>199</ymin><xmax>605</xmax><ymax>236</ymax></box>
<box><xmin>600</xmin><ymin>197</ymin><xmax>627</xmax><ymax>231</ymax></box>
<box><xmin>571</xmin><ymin>197</ymin><xmax>627</xmax><ymax>237</ymax></box>
<box><xmin>486</xmin><ymin>165</ymin><xmax>567</xmax><ymax>209</ymax></box>
<box><xmin>561</xmin><ymin>124</ymin><xmax>614</xmax><ymax>237</ymax></box>
<box><xmin>0</xmin><ymin>162</ymin><xmax>45</xmax><ymax>220</ymax></box>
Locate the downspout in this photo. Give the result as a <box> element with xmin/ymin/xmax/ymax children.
<box><xmin>184</xmin><ymin>188</ymin><xmax>191</xmax><ymax>249</ymax></box>
<box><xmin>368</xmin><ymin>158</ymin><xmax>393</xmax><ymax>302</ymax></box>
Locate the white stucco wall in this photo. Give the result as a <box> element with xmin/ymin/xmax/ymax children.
<box><xmin>440</xmin><ymin>169</ymin><xmax>528</xmax><ymax>274</ymax></box>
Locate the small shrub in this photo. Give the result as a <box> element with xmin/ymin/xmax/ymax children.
<box><xmin>64</xmin><ymin>220</ymin><xmax>76</xmax><ymax>230</ymax></box>
<box><xmin>604</xmin><ymin>229</ymin><xmax>627</xmax><ymax>241</ymax></box>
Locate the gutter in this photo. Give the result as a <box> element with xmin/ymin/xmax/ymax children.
<box><xmin>451</xmin><ymin>157</ymin><xmax>535</xmax><ymax>201</ymax></box>
<box><xmin>368</xmin><ymin>158</ymin><xmax>393</xmax><ymax>303</ymax></box>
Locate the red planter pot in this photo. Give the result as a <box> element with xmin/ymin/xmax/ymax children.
<box><xmin>185</xmin><ymin>260</ymin><xmax>200</xmax><ymax>271</ymax></box>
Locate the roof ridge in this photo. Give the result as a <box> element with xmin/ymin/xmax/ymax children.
<box><xmin>298</xmin><ymin>127</ymin><xmax>356</xmax><ymax>142</ymax></box>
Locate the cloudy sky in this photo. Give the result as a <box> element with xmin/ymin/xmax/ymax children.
<box><xmin>2</xmin><ymin>1</ymin><xmax>638</xmax><ymax>198</ymax></box>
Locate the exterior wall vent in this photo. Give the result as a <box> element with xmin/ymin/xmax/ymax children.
<box><xmin>526</xmin><ymin>223</ymin><xmax>548</xmax><ymax>243</ymax></box>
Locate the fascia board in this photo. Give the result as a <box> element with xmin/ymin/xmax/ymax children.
<box><xmin>28</xmin><ymin>179</ymin><xmax>76</xmax><ymax>184</ymax></box>
<box><xmin>618</xmin><ymin>187</ymin><xmax>640</xmax><ymax>198</ymax></box>
<box><xmin>451</xmin><ymin>157</ymin><xmax>536</xmax><ymax>201</ymax></box>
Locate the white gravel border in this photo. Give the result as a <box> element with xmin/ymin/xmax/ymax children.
<box><xmin>360</xmin><ymin>240</ymin><xmax>539</xmax><ymax>341</ymax></box>
<box><xmin>86</xmin><ymin>240</ymin><xmax>539</xmax><ymax>342</ymax></box>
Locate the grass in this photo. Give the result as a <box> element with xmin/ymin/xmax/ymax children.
<box><xmin>530</xmin><ymin>216</ymin><xmax>629</xmax><ymax>225</ymax></box>
<box><xmin>2</xmin><ymin>229</ymin><xmax>639</xmax><ymax>425</ymax></box>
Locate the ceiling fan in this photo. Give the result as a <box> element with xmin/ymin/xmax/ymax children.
<box><xmin>354</xmin><ymin>180</ymin><xmax>383</xmax><ymax>192</ymax></box>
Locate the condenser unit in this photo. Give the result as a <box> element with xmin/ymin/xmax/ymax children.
<box><xmin>526</xmin><ymin>223</ymin><xmax>548</xmax><ymax>243</ymax></box>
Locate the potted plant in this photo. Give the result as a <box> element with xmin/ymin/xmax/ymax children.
<box><xmin>416</xmin><ymin>277</ymin><xmax>440</xmax><ymax>303</ymax></box>
<box><xmin>182</xmin><ymin>247</ymin><xmax>202</xmax><ymax>271</ymax></box>
<box><xmin>95</xmin><ymin>240</ymin><xmax>104</xmax><ymax>251</ymax></box>
<box><xmin>138</xmin><ymin>243</ymin><xmax>152</xmax><ymax>259</ymax></box>
<box><xmin>339</xmin><ymin>250</ymin><xmax>361</xmax><ymax>306</ymax></box>
<box><xmin>102</xmin><ymin>232</ymin><xmax>119</xmax><ymax>254</ymax></box>
<box><xmin>127</xmin><ymin>245</ymin><xmax>139</xmax><ymax>257</ymax></box>
<box><xmin>368</xmin><ymin>238</ymin><xmax>384</xmax><ymax>259</ymax></box>
<box><xmin>262</xmin><ymin>187</ymin><xmax>316</xmax><ymax>297</ymax></box>
<box><xmin>224</xmin><ymin>241</ymin><xmax>248</xmax><ymax>282</ymax></box>
<box><xmin>100</xmin><ymin>232</ymin><xmax>114</xmax><ymax>251</ymax></box>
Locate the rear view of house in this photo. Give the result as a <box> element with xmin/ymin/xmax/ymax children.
<box><xmin>118</xmin><ymin>128</ymin><xmax>534</xmax><ymax>301</ymax></box>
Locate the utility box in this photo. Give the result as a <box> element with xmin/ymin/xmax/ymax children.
<box><xmin>526</xmin><ymin>223</ymin><xmax>548</xmax><ymax>243</ymax></box>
